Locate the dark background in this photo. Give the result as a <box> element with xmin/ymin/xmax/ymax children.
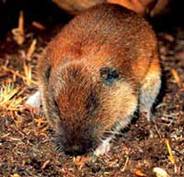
<box><xmin>0</xmin><ymin>0</ymin><xmax>183</xmax><ymax>39</ymax></box>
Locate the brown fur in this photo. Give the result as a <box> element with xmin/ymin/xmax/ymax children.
<box><xmin>38</xmin><ymin>4</ymin><xmax>161</xmax><ymax>155</ymax></box>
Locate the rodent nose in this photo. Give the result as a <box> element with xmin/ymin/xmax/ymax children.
<box><xmin>63</xmin><ymin>141</ymin><xmax>93</xmax><ymax>156</ymax></box>
<box><xmin>64</xmin><ymin>145</ymin><xmax>85</xmax><ymax>156</ymax></box>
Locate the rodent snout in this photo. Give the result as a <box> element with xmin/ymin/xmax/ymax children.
<box><xmin>55</xmin><ymin>121</ymin><xmax>98</xmax><ymax>156</ymax></box>
<box><xmin>63</xmin><ymin>140</ymin><xmax>93</xmax><ymax>156</ymax></box>
<box><xmin>55</xmin><ymin>133</ymin><xmax>95</xmax><ymax>156</ymax></box>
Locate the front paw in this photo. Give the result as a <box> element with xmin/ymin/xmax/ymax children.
<box><xmin>94</xmin><ymin>137</ymin><xmax>112</xmax><ymax>157</ymax></box>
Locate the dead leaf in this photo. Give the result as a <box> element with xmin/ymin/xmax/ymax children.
<box><xmin>108</xmin><ymin>0</ymin><xmax>145</xmax><ymax>14</ymax></box>
<box><xmin>134</xmin><ymin>169</ymin><xmax>147</xmax><ymax>177</ymax></box>
<box><xmin>153</xmin><ymin>167</ymin><xmax>170</xmax><ymax>177</ymax></box>
<box><xmin>10</xmin><ymin>174</ymin><xmax>21</xmax><ymax>177</ymax></box>
<box><xmin>73</xmin><ymin>156</ymin><xmax>91</xmax><ymax>169</ymax></box>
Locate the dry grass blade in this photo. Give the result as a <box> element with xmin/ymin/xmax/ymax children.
<box><xmin>121</xmin><ymin>155</ymin><xmax>129</xmax><ymax>172</ymax></box>
<box><xmin>41</xmin><ymin>160</ymin><xmax>50</xmax><ymax>169</ymax></box>
<box><xmin>34</xmin><ymin>115</ymin><xmax>47</xmax><ymax>127</ymax></box>
<box><xmin>23</xmin><ymin>63</ymin><xmax>35</xmax><ymax>86</ymax></box>
<box><xmin>26</xmin><ymin>39</ymin><xmax>37</xmax><ymax>60</ymax></box>
<box><xmin>165</xmin><ymin>139</ymin><xmax>176</xmax><ymax>164</ymax></box>
<box><xmin>12</xmin><ymin>11</ymin><xmax>25</xmax><ymax>45</ymax></box>
<box><xmin>1</xmin><ymin>65</ymin><xmax>37</xmax><ymax>86</ymax></box>
<box><xmin>0</xmin><ymin>83</ymin><xmax>24</xmax><ymax>112</ymax></box>
<box><xmin>32</xmin><ymin>21</ymin><xmax>46</xmax><ymax>30</ymax></box>
<box><xmin>171</xmin><ymin>69</ymin><xmax>181</xmax><ymax>87</ymax></box>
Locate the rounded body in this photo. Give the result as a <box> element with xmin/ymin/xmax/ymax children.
<box><xmin>38</xmin><ymin>4</ymin><xmax>161</xmax><ymax>156</ymax></box>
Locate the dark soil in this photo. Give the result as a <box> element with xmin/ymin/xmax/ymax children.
<box><xmin>0</xmin><ymin>2</ymin><xmax>183</xmax><ymax>177</ymax></box>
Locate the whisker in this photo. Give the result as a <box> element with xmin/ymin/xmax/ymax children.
<box><xmin>55</xmin><ymin>143</ymin><xmax>64</xmax><ymax>152</ymax></box>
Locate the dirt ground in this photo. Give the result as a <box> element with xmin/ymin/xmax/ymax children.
<box><xmin>0</xmin><ymin>2</ymin><xmax>183</xmax><ymax>177</ymax></box>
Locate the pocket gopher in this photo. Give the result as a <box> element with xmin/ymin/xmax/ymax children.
<box><xmin>38</xmin><ymin>4</ymin><xmax>161</xmax><ymax>156</ymax></box>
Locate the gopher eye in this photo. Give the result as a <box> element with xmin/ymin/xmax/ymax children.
<box><xmin>100</xmin><ymin>67</ymin><xmax>119</xmax><ymax>85</ymax></box>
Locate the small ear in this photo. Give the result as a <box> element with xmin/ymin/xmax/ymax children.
<box><xmin>100</xmin><ymin>67</ymin><xmax>119</xmax><ymax>85</ymax></box>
